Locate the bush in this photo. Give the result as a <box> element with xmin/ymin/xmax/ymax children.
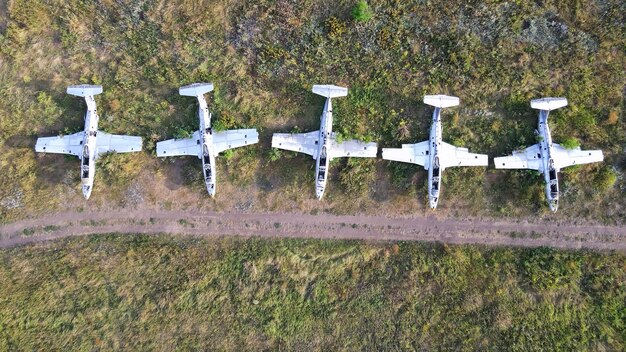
<box><xmin>560</xmin><ymin>137</ymin><xmax>580</xmax><ymax>150</ymax></box>
<box><xmin>267</xmin><ymin>148</ymin><xmax>282</xmax><ymax>162</ymax></box>
<box><xmin>351</xmin><ymin>0</ymin><xmax>373</xmax><ymax>22</ymax></box>
<box><xmin>594</xmin><ymin>166</ymin><xmax>617</xmax><ymax>191</ymax></box>
<box><xmin>173</xmin><ymin>128</ymin><xmax>192</xmax><ymax>139</ymax></box>
<box><xmin>222</xmin><ymin>149</ymin><xmax>234</xmax><ymax>161</ymax></box>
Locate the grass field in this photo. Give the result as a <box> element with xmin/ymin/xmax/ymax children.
<box><xmin>0</xmin><ymin>234</ymin><xmax>624</xmax><ymax>350</ymax></box>
<box><xmin>1</xmin><ymin>2</ymin><xmax>624</xmax><ymax>349</ymax></box>
<box><xmin>0</xmin><ymin>0</ymin><xmax>624</xmax><ymax>222</ymax></box>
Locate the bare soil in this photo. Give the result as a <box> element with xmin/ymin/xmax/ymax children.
<box><xmin>1</xmin><ymin>208</ymin><xmax>626</xmax><ymax>251</ymax></box>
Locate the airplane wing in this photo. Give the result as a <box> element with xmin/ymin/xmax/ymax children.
<box><xmin>35</xmin><ymin>132</ymin><xmax>84</xmax><ymax>156</ymax></box>
<box><xmin>156</xmin><ymin>131</ymin><xmax>202</xmax><ymax>158</ymax></box>
<box><xmin>329</xmin><ymin>139</ymin><xmax>377</xmax><ymax>159</ymax></box>
<box><xmin>271</xmin><ymin>131</ymin><xmax>320</xmax><ymax>159</ymax></box>
<box><xmin>382</xmin><ymin>141</ymin><xmax>429</xmax><ymax>167</ymax></box>
<box><xmin>552</xmin><ymin>144</ymin><xmax>603</xmax><ymax>170</ymax></box>
<box><xmin>438</xmin><ymin>142</ymin><xmax>488</xmax><ymax>168</ymax></box>
<box><xmin>213</xmin><ymin>128</ymin><xmax>259</xmax><ymax>154</ymax></box>
<box><xmin>96</xmin><ymin>132</ymin><xmax>142</xmax><ymax>155</ymax></box>
<box><xmin>494</xmin><ymin>144</ymin><xmax>542</xmax><ymax>171</ymax></box>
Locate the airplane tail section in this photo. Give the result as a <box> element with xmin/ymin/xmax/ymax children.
<box><xmin>312</xmin><ymin>85</ymin><xmax>348</xmax><ymax>98</ymax></box>
<box><xmin>67</xmin><ymin>85</ymin><xmax>103</xmax><ymax>97</ymax></box>
<box><xmin>179</xmin><ymin>83</ymin><xmax>214</xmax><ymax>97</ymax></box>
<box><xmin>423</xmin><ymin>95</ymin><xmax>460</xmax><ymax>108</ymax></box>
<box><xmin>531</xmin><ymin>97</ymin><xmax>568</xmax><ymax>111</ymax></box>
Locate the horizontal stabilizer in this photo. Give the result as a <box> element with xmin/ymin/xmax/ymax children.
<box><xmin>180</xmin><ymin>83</ymin><xmax>214</xmax><ymax>97</ymax></box>
<box><xmin>423</xmin><ymin>95</ymin><xmax>460</xmax><ymax>108</ymax></box>
<box><xmin>312</xmin><ymin>85</ymin><xmax>348</xmax><ymax>98</ymax></box>
<box><xmin>67</xmin><ymin>85</ymin><xmax>103</xmax><ymax>97</ymax></box>
<box><xmin>531</xmin><ymin>97</ymin><xmax>568</xmax><ymax>111</ymax></box>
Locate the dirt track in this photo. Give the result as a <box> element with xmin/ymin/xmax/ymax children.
<box><xmin>1</xmin><ymin>209</ymin><xmax>626</xmax><ymax>251</ymax></box>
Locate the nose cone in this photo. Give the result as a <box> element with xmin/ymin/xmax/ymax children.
<box><xmin>549</xmin><ymin>199</ymin><xmax>558</xmax><ymax>212</ymax></box>
<box><xmin>429</xmin><ymin>196</ymin><xmax>438</xmax><ymax>209</ymax></box>
<box><xmin>316</xmin><ymin>186</ymin><xmax>325</xmax><ymax>200</ymax></box>
<box><xmin>82</xmin><ymin>185</ymin><xmax>92</xmax><ymax>199</ymax></box>
<box><xmin>206</xmin><ymin>183</ymin><xmax>216</xmax><ymax>197</ymax></box>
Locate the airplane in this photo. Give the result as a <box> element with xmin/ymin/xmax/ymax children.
<box><xmin>494</xmin><ymin>97</ymin><xmax>604</xmax><ymax>212</ymax></box>
<box><xmin>35</xmin><ymin>85</ymin><xmax>143</xmax><ymax>199</ymax></box>
<box><xmin>271</xmin><ymin>85</ymin><xmax>377</xmax><ymax>199</ymax></box>
<box><xmin>156</xmin><ymin>83</ymin><xmax>259</xmax><ymax>196</ymax></box>
<box><xmin>382</xmin><ymin>95</ymin><xmax>488</xmax><ymax>208</ymax></box>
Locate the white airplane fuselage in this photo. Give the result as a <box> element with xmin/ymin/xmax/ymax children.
<box><xmin>315</xmin><ymin>98</ymin><xmax>333</xmax><ymax>199</ymax></box>
<box><xmin>537</xmin><ymin>110</ymin><xmax>559</xmax><ymax>211</ymax></box>
<box><xmin>427</xmin><ymin>107</ymin><xmax>443</xmax><ymax>208</ymax></box>
<box><xmin>79</xmin><ymin>96</ymin><xmax>99</xmax><ymax>199</ymax></box>
<box><xmin>196</xmin><ymin>95</ymin><xmax>218</xmax><ymax>196</ymax></box>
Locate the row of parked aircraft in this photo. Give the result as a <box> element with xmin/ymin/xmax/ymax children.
<box><xmin>35</xmin><ymin>83</ymin><xmax>604</xmax><ymax>212</ymax></box>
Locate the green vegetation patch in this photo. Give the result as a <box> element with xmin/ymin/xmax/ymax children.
<box><xmin>351</xmin><ymin>0</ymin><xmax>374</xmax><ymax>22</ymax></box>
<box><xmin>0</xmin><ymin>234</ymin><xmax>624</xmax><ymax>350</ymax></box>
<box><xmin>560</xmin><ymin>137</ymin><xmax>580</xmax><ymax>150</ymax></box>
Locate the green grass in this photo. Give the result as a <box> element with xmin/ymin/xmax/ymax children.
<box><xmin>561</xmin><ymin>137</ymin><xmax>580</xmax><ymax>150</ymax></box>
<box><xmin>0</xmin><ymin>234</ymin><xmax>624</xmax><ymax>350</ymax></box>
<box><xmin>351</xmin><ymin>0</ymin><xmax>374</xmax><ymax>22</ymax></box>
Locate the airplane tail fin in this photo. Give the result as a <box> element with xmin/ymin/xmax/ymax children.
<box><xmin>179</xmin><ymin>83</ymin><xmax>214</xmax><ymax>97</ymax></box>
<box><xmin>67</xmin><ymin>85</ymin><xmax>103</xmax><ymax>97</ymax></box>
<box><xmin>423</xmin><ymin>95</ymin><xmax>460</xmax><ymax>108</ymax></box>
<box><xmin>312</xmin><ymin>85</ymin><xmax>348</xmax><ymax>98</ymax></box>
<box><xmin>530</xmin><ymin>97</ymin><xmax>568</xmax><ymax>111</ymax></box>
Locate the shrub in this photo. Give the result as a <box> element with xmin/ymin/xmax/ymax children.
<box><xmin>594</xmin><ymin>166</ymin><xmax>617</xmax><ymax>191</ymax></box>
<box><xmin>222</xmin><ymin>149</ymin><xmax>234</xmax><ymax>161</ymax></box>
<box><xmin>173</xmin><ymin>128</ymin><xmax>191</xmax><ymax>139</ymax></box>
<box><xmin>212</xmin><ymin>119</ymin><xmax>227</xmax><ymax>132</ymax></box>
<box><xmin>560</xmin><ymin>137</ymin><xmax>580</xmax><ymax>150</ymax></box>
<box><xmin>351</xmin><ymin>0</ymin><xmax>373</xmax><ymax>22</ymax></box>
<box><xmin>267</xmin><ymin>148</ymin><xmax>282</xmax><ymax>162</ymax></box>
